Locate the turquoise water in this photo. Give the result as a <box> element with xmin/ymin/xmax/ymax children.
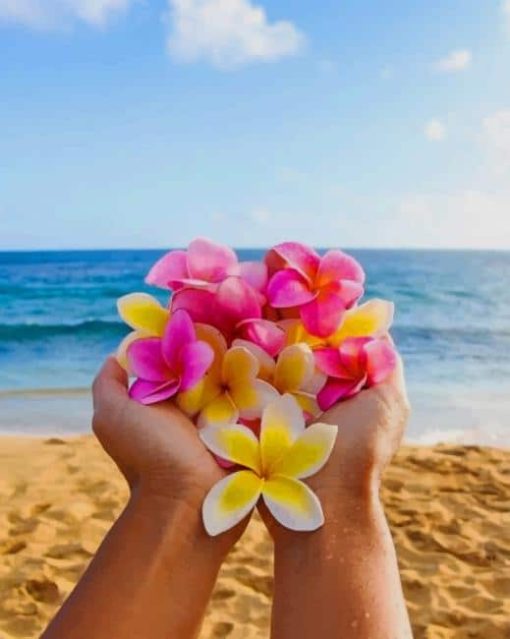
<box><xmin>1</xmin><ymin>249</ymin><xmax>509</xmax><ymax>444</ymax></box>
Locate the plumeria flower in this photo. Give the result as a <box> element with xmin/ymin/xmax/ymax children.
<box><xmin>177</xmin><ymin>340</ymin><xmax>277</xmax><ymax>427</ymax></box>
<box><xmin>272</xmin><ymin>344</ymin><xmax>326</xmax><ymax>419</ymax></box>
<box><xmin>315</xmin><ymin>336</ymin><xmax>397</xmax><ymax>411</ymax></box>
<box><xmin>266</xmin><ymin>242</ymin><xmax>365</xmax><ymax>338</ymax></box>
<box><xmin>281</xmin><ymin>299</ymin><xmax>394</xmax><ymax>350</ymax></box>
<box><xmin>200</xmin><ymin>395</ymin><xmax>338</xmax><ymax>536</ymax></box>
<box><xmin>116</xmin><ymin>293</ymin><xmax>170</xmax><ymax>371</ymax></box>
<box><xmin>146</xmin><ymin>237</ymin><xmax>267</xmax><ymax>294</ymax></box>
<box><xmin>172</xmin><ymin>276</ymin><xmax>284</xmax><ymax>357</ymax></box>
<box><xmin>126</xmin><ymin>309</ymin><xmax>214</xmax><ymax>405</ymax></box>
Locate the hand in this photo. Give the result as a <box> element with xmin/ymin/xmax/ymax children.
<box><xmin>92</xmin><ymin>357</ymin><xmax>244</xmax><ymax>549</ymax></box>
<box><xmin>262</xmin><ymin>349</ymin><xmax>410</xmax><ymax>538</ymax></box>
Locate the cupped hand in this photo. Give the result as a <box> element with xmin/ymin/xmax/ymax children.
<box><xmin>92</xmin><ymin>357</ymin><xmax>230</xmax><ymax>524</ymax></box>
<box><xmin>261</xmin><ymin>349</ymin><xmax>410</xmax><ymax>538</ymax></box>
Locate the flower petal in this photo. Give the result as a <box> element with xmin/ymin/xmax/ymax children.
<box><xmin>161</xmin><ymin>309</ymin><xmax>195</xmax><ymax>370</ymax></box>
<box><xmin>145</xmin><ymin>250</ymin><xmax>189</xmax><ymax>289</ymax></box>
<box><xmin>200</xmin><ymin>423</ymin><xmax>261</xmax><ymax>472</ymax></box>
<box><xmin>330</xmin><ymin>299</ymin><xmax>394</xmax><ymax>345</ymax></box>
<box><xmin>202</xmin><ymin>471</ymin><xmax>262</xmax><ymax>536</ymax></box>
<box><xmin>215</xmin><ymin>276</ymin><xmax>262</xmax><ymax>329</ymax></box>
<box><xmin>117</xmin><ymin>293</ymin><xmax>169</xmax><ymax>334</ymax></box>
<box><xmin>236</xmin><ymin>318</ymin><xmax>285</xmax><ymax>358</ymax></box>
<box><xmin>267</xmin><ymin>269</ymin><xmax>315</xmax><ymax>308</ymax></box>
<box><xmin>230</xmin><ymin>379</ymin><xmax>279</xmax><ymax>421</ymax></box>
<box><xmin>187</xmin><ymin>237</ymin><xmax>238</xmax><ymax>283</ymax></box>
<box><xmin>299</xmin><ymin>290</ymin><xmax>346</xmax><ymax>338</ymax></box>
<box><xmin>198</xmin><ymin>392</ymin><xmax>239</xmax><ymax>427</ymax></box>
<box><xmin>271</xmin><ymin>242</ymin><xmax>321</xmax><ymax>280</ymax></box>
<box><xmin>117</xmin><ymin>330</ymin><xmax>144</xmax><ymax>372</ymax></box>
<box><xmin>336</xmin><ymin>280</ymin><xmax>365</xmax><ymax>308</ymax></box>
<box><xmin>293</xmin><ymin>392</ymin><xmax>322</xmax><ymax>419</ymax></box>
<box><xmin>301</xmin><ymin>369</ymin><xmax>327</xmax><ymax>395</ymax></box>
<box><xmin>364</xmin><ymin>339</ymin><xmax>398</xmax><ymax>385</ymax></box>
<box><xmin>272</xmin><ymin>422</ymin><xmax>338</xmax><ymax>479</ymax></box>
<box><xmin>126</xmin><ymin>338</ymin><xmax>168</xmax><ymax>381</ymax></box>
<box><xmin>317</xmin><ymin>377</ymin><xmax>366</xmax><ymax>411</ymax></box>
<box><xmin>338</xmin><ymin>337</ymin><xmax>371</xmax><ymax>377</ymax></box>
<box><xmin>231</xmin><ymin>338</ymin><xmax>276</xmax><ymax>382</ymax></box>
<box><xmin>129</xmin><ymin>378</ymin><xmax>180</xmax><ymax>404</ymax></box>
<box><xmin>261</xmin><ymin>476</ymin><xmax>324</xmax><ymax>532</ymax></box>
<box><xmin>179</xmin><ymin>341</ymin><xmax>214</xmax><ymax>391</ymax></box>
<box><xmin>260</xmin><ymin>394</ymin><xmax>305</xmax><ymax>474</ymax></box>
<box><xmin>235</xmin><ymin>261</ymin><xmax>268</xmax><ymax>292</ymax></box>
<box><xmin>195</xmin><ymin>323</ymin><xmax>228</xmax><ymax>375</ymax></box>
<box><xmin>274</xmin><ymin>344</ymin><xmax>315</xmax><ymax>393</ymax></box>
<box><xmin>223</xmin><ymin>346</ymin><xmax>259</xmax><ymax>385</ymax></box>
<box><xmin>315</xmin><ymin>250</ymin><xmax>365</xmax><ymax>288</ymax></box>
<box><xmin>171</xmin><ymin>287</ymin><xmax>223</xmax><ymax>331</ymax></box>
<box><xmin>176</xmin><ymin>377</ymin><xmax>220</xmax><ymax>417</ymax></box>
<box><xmin>314</xmin><ymin>348</ymin><xmax>346</xmax><ymax>378</ymax></box>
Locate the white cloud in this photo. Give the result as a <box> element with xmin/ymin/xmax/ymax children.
<box><xmin>435</xmin><ymin>49</ymin><xmax>472</xmax><ymax>73</ymax></box>
<box><xmin>166</xmin><ymin>0</ymin><xmax>305</xmax><ymax>69</ymax></box>
<box><xmin>398</xmin><ymin>189</ymin><xmax>510</xmax><ymax>248</ymax></box>
<box><xmin>424</xmin><ymin>118</ymin><xmax>446</xmax><ymax>141</ymax></box>
<box><xmin>0</xmin><ymin>0</ymin><xmax>131</xmax><ymax>28</ymax></box>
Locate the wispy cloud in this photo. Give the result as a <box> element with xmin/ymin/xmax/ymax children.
<box><xmin>435</xmin><ymin>49</ymin><xmax>472</xmax><ymax>73</ymax></box>
<box><xmin>424</xmin><ymin>118</ymin><xmax>446</xmax><ymax>141</ymax></box>
<box><xmin>398</xmin><ymin>189</ymin><xmax>510</xmax><ymax>248</ymax></box>
<box><xmin>0</xmin><ymin>0</ymin><xmax>132</xmax><ymax>29</ymax></box>
<box><xmin>166</xmin><ymin>0</ymin><xmax>305</xmax><ymax>69</ymax></box>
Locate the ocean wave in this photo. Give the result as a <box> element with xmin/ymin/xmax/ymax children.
<box><xmin>0</xmin><ymin>320</ymin><xmax>509</xmax><ymax>343</ymax></box>
<box><xmin>0</xmin><ymin>319</ymin><xmax>125</xmax><ymax>340</ymax></box>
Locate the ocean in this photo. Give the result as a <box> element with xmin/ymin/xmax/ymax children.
<box><xmin>1</xmin><ymin>249</ymin><xmax>509</xmax><ymax>445</ymax></box>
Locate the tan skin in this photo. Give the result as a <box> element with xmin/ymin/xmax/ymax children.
<box><xmin>42</xmin><ymin>352</ymin><xmax>412</xmax><ymax>639</ymax></box>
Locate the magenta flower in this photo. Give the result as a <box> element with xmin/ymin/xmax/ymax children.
<box><xmin>266</xmin><ymin>242</ymin><xmax>365</xmax><ymax>338</ymax></box>
<box><xmin>315</xmin><ymin>337</ymin><xmax>397</xmax><ymax>411</ymax></box>
<box><xmin>127</xmin><ymin>309</ymin><xmax>214</xmax><ymax>405</ymax></box>
<box><xmin>172</xmin><ymin>276</ymin><xmax>285</xmax><ymax>357</ymax></box>
<box><xmin>145</xmin><ymin>237</ymin><xmax>267</xmax><ymax>294</ymax></box>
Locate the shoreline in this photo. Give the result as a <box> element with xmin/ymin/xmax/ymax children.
<box><xmin>1</xmin><ymin>387</ymin><xmax>509</xmax><ymax>448</ymax></box>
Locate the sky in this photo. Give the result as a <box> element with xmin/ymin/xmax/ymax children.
<box><xmin>1</xmin><ymin>0</ymin><xmax>510</xmax><ymax>250</ymax></box>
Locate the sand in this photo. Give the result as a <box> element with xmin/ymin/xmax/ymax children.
<box><xmin>0</xmin><ymin>436</ymin><xmax>508</xmax><ymax>639</ymax></box>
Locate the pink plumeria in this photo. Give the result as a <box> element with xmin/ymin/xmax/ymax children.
<box><xmin>127</xmin><ymin>309</ymin><xmax>214</xmax><ymax>405</ymax></box>
<box><xmin>146</xmin><ymin>237</ymin><xmax>267</xmax><ymax>294</ymax></box>
<box><xmin>172</xmin><ymin>276</ymin><xmax>285</xmax><ymax>357</ymax></box>
<box><xmin>266</xmin><ymin>242</ymin><xmax>365</xmax><ymax>338</ymax></box>
<box><xmin>315</xmin><ymin>337</ymin><xmax>397</xmax><ymax>411</ymax></box>
<box><xmin>118</xmin><ymin>238</ymin><xmax>397</xmax><ymax>424</ymax></box>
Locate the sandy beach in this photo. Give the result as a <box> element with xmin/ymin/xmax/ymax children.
<box><xmin>0</xmin><ymin>436</ymin><xmax>508</xmax><ymax>639</ymax></box>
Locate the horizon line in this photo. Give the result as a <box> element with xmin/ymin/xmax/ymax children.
<box><xmin>0</xmin><ymin>246</ymin><xmax>509</xmax><ymax>253</ymax></box>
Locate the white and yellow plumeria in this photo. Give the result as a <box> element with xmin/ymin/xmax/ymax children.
<box><xmin>282</xmin><ymin>299</ymin><xmax>394</xmax><ymax>349</ymax></box>
<box><xmin>116</xmin><ymin>293</ymin><xmax>170</xmax><ymax>370</ymax></box>
<box><xmin>200</xmin><ymin>394</ymin><xmax>338</xmax><ymax>536</ymax></box>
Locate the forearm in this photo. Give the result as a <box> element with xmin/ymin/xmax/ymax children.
<box><xmin>271</xmin><ymin>490</ymin><xmax>413</xmax><ymax>639</ymax></box>
<box><xmin>42</xmin><ymin>488</ymin><xmax>226</xmax><ymax>639</ymax></box>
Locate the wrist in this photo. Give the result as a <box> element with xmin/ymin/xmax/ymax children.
<box><xmin>130</xmin><ymin>478</ymin><xmax>247</xmax><ymax>559</ymax></box>
<box><xmin>271</xmin><ymin>480</ymin><xmax>382</xmax><ymax>549</ymax></box>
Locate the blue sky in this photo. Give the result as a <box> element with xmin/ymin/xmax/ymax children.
<box><xmin>1</xmin><ymin>0</ymin><xmax>510</xmax><ymax>249</ymax></box>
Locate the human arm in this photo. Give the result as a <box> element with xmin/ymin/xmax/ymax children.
<box><xmin>42</xmin><ymin>357</ymin><xmax>244</xmax><ymax>639</ymax></box>
<box><xmin>266</xmin><ymin>355</ymin><xmax>414</xmax><ymax>639</ymax></box>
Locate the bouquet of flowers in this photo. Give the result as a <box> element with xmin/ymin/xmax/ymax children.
<box><xmin>116</xmin><ymin>239</ymin><xmax>397</xmax><ymax>535</ymax></box>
